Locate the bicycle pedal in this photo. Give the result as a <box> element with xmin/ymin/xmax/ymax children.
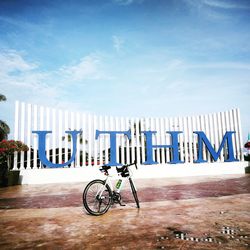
<box><xmin>118</xmin><ymin>201</ymin><xmax>126</xmax><ymax>206</ymax></box>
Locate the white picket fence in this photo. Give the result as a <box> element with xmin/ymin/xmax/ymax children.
<box><xmin>13</xmin><ymin>101</ymin><xmax>244</xmax><ymax>171</ymax></box>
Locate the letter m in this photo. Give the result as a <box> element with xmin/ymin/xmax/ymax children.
<box><xmin>193</xmin><ymin>131</ymin><xmax>238</xmax><ymax>163</ymax></box>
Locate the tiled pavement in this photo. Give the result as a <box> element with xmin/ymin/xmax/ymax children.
<box><xmin>0</xmin><ymin>174</ymin><xmax>249</xmax><ymax>249</ymax></box>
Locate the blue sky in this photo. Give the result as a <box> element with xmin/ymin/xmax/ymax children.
<box><xmin>0</xmin><ymin>0</ymin><xmax>249</xmax><ymax>139</ymax></box>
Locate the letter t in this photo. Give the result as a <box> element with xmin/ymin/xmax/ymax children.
<box><xmin>95</xmin><ymin>130</ymin><xmax>131</xmax><ymax>166</ymax></box>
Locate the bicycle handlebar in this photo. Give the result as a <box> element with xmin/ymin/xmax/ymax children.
<box><xmin>124</xmin><ymin>161</ymin><xmax>137</xmax><ymax>169</ymax></box>
<box><xmin>100</xmin><ymin>161</ymin><xmax>138</xmax><ymax>175</ymax></box>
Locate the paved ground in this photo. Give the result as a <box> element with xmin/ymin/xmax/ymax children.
<box><xmin>0</xmin><ymin>174</ymin><xmax>249</xmax><ymax>250</ymax></box>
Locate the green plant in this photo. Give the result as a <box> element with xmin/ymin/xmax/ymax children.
<box><xmin>0</xmin><ymin>140</ymin><xmax>29</xmax><ymax>170</ymax></box>
<box><xmin>0</xmin><ymin>94</ymin><xmax>10</xmax><ymax>141</ymax></box>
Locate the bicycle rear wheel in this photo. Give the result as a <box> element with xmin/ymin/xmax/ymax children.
<box><xmin>83</xmin><ymin>179</ymin><xmax>112</xmax><ymax>216</ymax></box>
<box><xmin>129</xmin><ymin>178</ymin><xmax>140</xmax><ymax>208</ymax></box>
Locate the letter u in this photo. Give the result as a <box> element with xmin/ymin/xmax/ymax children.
<box><xmin>32</xmin><ymin>130</ymin><xmax>81</xmax><ymax>168</ymax></box>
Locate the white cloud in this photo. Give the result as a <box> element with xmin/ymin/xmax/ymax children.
<box><xmin>113</xmin><ymin>0</ymin><xmax>143</xmax><ymax>6</ymax></box>
<box><xmin>112</xmin><ymin>35</ymin><xmax>124</xmax><ymax>52</ymax></box>
<box><xmin>113</xmin><ymin>0</ymin><xmax>134</xmax><ymax>5</ymax></box>
<box><xmin>0</xmin><ymin>50</ymin><xmax>113</xmax><ymax>114</ymax></box>
<box><xmin>0</xmin><ymin>50</ymin><xmax>48</xmax><ymax>93</ymax></box>
<box><xmin>191</xmin><ymin>62</ymin><xmax>250</xmax><ymax>70</ymax></box>
<box><xmin>185</xmin><ymin>0</ymin><xmax>250</xmax><ymax>10</ymax></box>
<box><xmin>0</xmin><ymin>50</ymin><xmax>59</xmax><ymax>104</ymax></box>
<box><xmin>0</xmin><ymin>50</ymin><xmax>37</xmax><ymax>74</ymax></box>
<box><xmin>203</xmin><ymin>0</ymin><xmax>250</xmax><ymax>9</ymax></box>
<box><xmin>163</xmin><ymin>59</ymin><xmax>250</xmax><ymax>71</ymax></box>
<box><xmin>183</xmin><ymin>0</ymin><xmax>250</xmax><ymax>20</ymax></box>
<box><xmin>0</xmin><ymin>15</ymin><xmax>54</xmax><ymax>40</ymax></box>
<box><xmin>165</xmin><ymin>59</ymin><xmax>184</xmax><ymax>71</ymax></box>
<box><xmin>60</xmin><ymin>55</ymin><xmax>102</xmax><ymax>81</ymax></box>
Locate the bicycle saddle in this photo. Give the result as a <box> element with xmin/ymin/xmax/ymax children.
<box><xmin>100</xmin><ymin>165</ymin><xmax>111</xmax><ymax>171</ymax></box>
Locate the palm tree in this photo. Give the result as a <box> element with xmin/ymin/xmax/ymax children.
<box><xmin>0</xmin><ymin>94</ymin><xmax>7</xmax><ymax>102</ymax></box>
<box><xmin>0</xmin><ymin>94</ymin><xmax>10</xmax><ymax>141</ymax></box>
<box><xmin>62</xmin><ymin>128</ymin><xmax>88</xmax><ymax>145</ymax></box>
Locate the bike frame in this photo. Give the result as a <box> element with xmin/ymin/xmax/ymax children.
<box><xmin>83</xmin><ymin>162</ymin><xmax>140</xmax><ymax>215</ymax></box>
<box><xmin>97</xmin><ymin>166</ymin><xmax>137</xmax><ymax>199</ymax></box>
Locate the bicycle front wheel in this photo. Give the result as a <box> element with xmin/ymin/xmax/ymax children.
<box><xmin>129</xmin><ymin>178</ymin><xmax>140</xmax><ymax>208</ymax></box>
<box><xmin>83</xmin><ymin>179</ymin><xmax>112</xmax><ymax>216</ymax></box>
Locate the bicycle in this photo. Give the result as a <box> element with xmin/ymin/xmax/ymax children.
<box><xmin>82</xmin><ymin>162</ymin><xmax>140</xmax><ymax>216</ymax></box>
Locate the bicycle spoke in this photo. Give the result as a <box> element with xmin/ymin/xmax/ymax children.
<box><xmin>83</xmin><ymin>180</ymin><xmax>112</xmax><ymax>215</ymax></box>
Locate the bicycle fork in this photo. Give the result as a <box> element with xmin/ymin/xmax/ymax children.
<box><xmin>96</xmin><ymin>179</ymin><xmax>110</xmax><ymax>201</ymax></box>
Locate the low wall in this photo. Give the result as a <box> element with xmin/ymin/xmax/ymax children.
<box><xmin>19</xmin><ymin>162</ymin><xmax>248</xmax><ymax>185</ymax></box>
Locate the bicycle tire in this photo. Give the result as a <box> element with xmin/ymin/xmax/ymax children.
<box><xmin>129</xmin><ymin>178</ymin><xmax>140</xmax><ymax>208</ymax></box>
<box><xmin>83</xmin><ymin>179</ymin><xmax>112</xmax><ymax>216</ymax></box>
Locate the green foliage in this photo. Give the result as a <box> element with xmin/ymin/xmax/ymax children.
<box><xmin>0</xmin><ymin>140</ymin><xmax>29</xmax><ymax>166</ymax></box>
<box><xmin>0</xmin><ymin>121</ymin><xmax>10</xmax><ymax>141</ymax></box>
<box><xmin>62</xmin><ymin>129</ymin><xmax>87</xmax><ymax>144</ymax></box>
<box><xmin>0</xmin><ymin>94</ymin><xmax>10</xmax><ymax>141</ymax></box>
<box><xmin>0</xmin><ymin>94</ymin><xmax>6</xmax><ymax>102</ymax></box>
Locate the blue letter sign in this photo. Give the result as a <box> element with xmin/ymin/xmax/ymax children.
<box><xmin>142</xmin><ymin>131</ymin><xmax>184</xmax><ymax>164</ymax></box>
<box><xmin>194</xmin><ymin>131</ymin><xmax>238</xmax><ymax>163</ymax></box>
<box><xmin>32</xmin><ymin>129</ymin><xmax>239</xmax><ymax>168</ymax></box>
<box><xmin>32</xmin><ymin>130</ymin><xmax>81</xmax><ymax>168</ymax></box>
<box><xmin>95</xmin><ymin>130</ymin><xmax>131</xmax><ymax>166</ymax></box>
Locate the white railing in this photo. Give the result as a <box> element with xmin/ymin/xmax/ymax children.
<box><xmin>13</xmin><ymin>101</ymin><xmax>244</xmax><ymax>170</ymax></box>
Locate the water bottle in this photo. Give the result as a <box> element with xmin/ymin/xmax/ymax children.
<box><xmin>116</xmin><ymin>179</ymin><xmax>122</xmax><ymax>189</ymax></box>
